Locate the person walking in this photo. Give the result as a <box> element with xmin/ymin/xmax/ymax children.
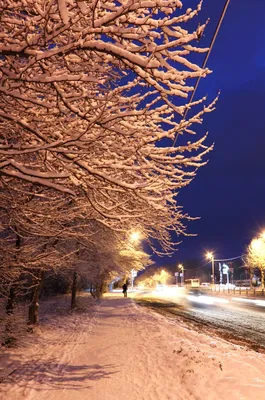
<box><xmin>122</xmin><ymin>283</ymin><xmax>128</xmax><ymax>298</ymax></box>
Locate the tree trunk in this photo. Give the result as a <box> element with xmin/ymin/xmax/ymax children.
<box><xmin>28</xmin><ymin>270</ymin><xmax>44</xmax><ymax>325</ymax></box>
<box><xmin>90</xmin><ymin>285</ymin><xmax>96</xmax><ymax>299</ymax></box>
<box><xmin>249</xmin><ymin>268</ymin><xmax>254</xmax><ymax>287</ymax></box>
<box><xmin>95</xmin><ymin>286</ymin><xmax>101</xmax><ymax>299</ymax></box>
<box><xmin>95</xmin><ymin>282</ymin><xmax>105</xmax><ymax>299</ymax></box>
<box><xmin>261</xmin><ymin>269</ymin><xmax>264</xmax><ymax>289</ymax></box>
<box><xmin>71</xmin><ymin>272</ymin><xmax>78</xmax><ymax>309</ymax></box>
<box><xmin>102</xmin><ymin>281</ymin><xmax>108</xmax><ymax>295</ymax></box>
<box><xmin>4</xmin><ymin>288</ymin><xmax>16</xmax><ymax>345</ymax></box>
<box><xmin>6</xmin><ymin>285</ymin><xmax>17</xmax><ymax>315</ymax></box>
<box><xmin>6</xmin><ymin>231</ymin><xmax>22</xmax><ymax>315</ymax></box>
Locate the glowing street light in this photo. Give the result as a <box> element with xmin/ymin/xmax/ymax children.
<box><xmin>175</xmin><ymin>264</ymin><xmax>184</xmax><ymax>286</ymax></box>
<box><xmin>206</xmin><ymin>252</ymin><xmax>215</xmax><ymax>285</ymax></box>
<box><xmin>129</xmin><ymin>231</ymin><xmax>140</xmax><ymax>243</ymax></box>
<box><xmin>178</xmin><ymin>264</ymin><xmax>184</xmax><ymax>286</ymax></box>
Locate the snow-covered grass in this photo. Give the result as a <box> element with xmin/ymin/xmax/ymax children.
<box><xmin>1</xmin><ymin>292</ymin><xmax>265</xmax><ymax>400</ymax></box>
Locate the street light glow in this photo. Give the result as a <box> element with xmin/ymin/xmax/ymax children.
<box><xmin>130</xmin><ymin>231</ymin><xmax>140</xmax><ymax>242</ymax></box>
<box><xmin>206</xmin><ymin>251</ymin><xmax>213</xmax><ymax>260</ymax></box>
<box><xmin>251</xmin><ymin>238</ymin><xmax>263</xmax><ymax>252</ymax></box>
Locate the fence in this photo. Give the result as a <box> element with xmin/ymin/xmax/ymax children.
<box><xmin>209</xmin><ymin>286</ymin><xmax>265</xmax><ymax>298</ymax></box>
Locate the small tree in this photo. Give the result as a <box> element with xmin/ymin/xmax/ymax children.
<box><xmin>245</xmin><ymin>234</ymin><xmax>265</xmax><ymax>289</ymax></box>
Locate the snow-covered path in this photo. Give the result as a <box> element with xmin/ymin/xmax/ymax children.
<box><xmin>1</xmin><ymin>293</ymin><xmax>265</xmax><ymax>400</ymax></box>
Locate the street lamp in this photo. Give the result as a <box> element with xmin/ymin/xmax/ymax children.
<box><xmin>129</xmin><ymin>231</ymin><xmax>140</xmax><ymax>243</ymax></box>
<box><xmin>206</xmin><ymin>252</ymin><xmax>215</xmax><ymax>285</ymax></box>
<box><xmin>178</xmin><ymin>264</ymin><xmax>184</xmax><ymax>286</ymax></box>
<box><xmin>175</xmin><ymin>264</ymin><xmax>184</xmax><ymax>286</ymax></box>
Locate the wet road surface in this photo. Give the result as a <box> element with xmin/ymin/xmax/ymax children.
<box><xmin>135</xmin><ymin>295</ymin><xmax>265</xmax><ymax>352</ymax></box>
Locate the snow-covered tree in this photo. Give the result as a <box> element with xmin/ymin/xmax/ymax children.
<box><xmin>0</xmin><ymin>179</ymin><xmax>95</xmax><ymax>321</ymax></box>
<box><xmin>245</xmin><ymin>234</ymin><xmax>265</xmax><ymax>289</ymax></box>
<box><xmin>135</xmin><ymin>266</ymin><xmax>173</xmax><ymax>288</ymax></box>
<box><xmin>70</xmin><ymin>224</ymin><xmax>152</xmax><ymax>300</ymax></box>
<box><xmin>0</xmin><ymin>1</ymin><xmax>216</xmax><ymax>253</ymax></box>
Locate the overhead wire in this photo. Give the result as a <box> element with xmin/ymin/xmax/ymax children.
<box><xmin>185</xmin><ymin>261</ymin><xmax>210</xmax><ymax>272</ymax></box>
<box><xmin>214</xmin><ymin>254</ymin><xmax>246</xmax><ymax>262</ymax></box>
<box><xmin>173</xmin><ymin>0</ymin><xmax>231</xmax><ymax>147</ymax></box>
<box><xmin>186</xmin><ymin>253</ymin><xmax>245</xmax><ymax>272</ymax></box>
<box><xmin>173</xmin><ymin>1</ymin><xmax>232</xmax><ymax>272</ymax></box>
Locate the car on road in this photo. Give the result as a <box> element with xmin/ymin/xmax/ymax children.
<box><xmin>201</xmin><ymin>282</ymin><xmax>211</xmax><ymax>288</ymax></box>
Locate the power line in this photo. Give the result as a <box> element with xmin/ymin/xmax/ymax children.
<box><xmin>215</xmin><ymin>254</ymin><xmax>246</xmax><ymax>262</ymax></box>
<box><xmin>173</xmin><ymin>0</ymin><xmax>231</xmax><ymax>146</ymax></box>
<box><xmin>186</xmin><ymin>261</ymin><xmax>211</xmax><ymax>271</ymax></box>
<box><xmin>186</xmin><ymin>253</ymin><xmax>245</xmax><ymax>272</ymax></box>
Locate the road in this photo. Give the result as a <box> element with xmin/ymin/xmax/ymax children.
<box><xmin>134</xmin><ymin>288</ymin><xmax>265</xmax><ymax>352</ymax></box>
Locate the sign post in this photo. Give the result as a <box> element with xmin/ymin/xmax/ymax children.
<box><xmin>219</xmin><ymin>262</ymin><xmax>223</xmax><ymax>284</ymax></box>
<box><xmin>222</xmin><ymin>263</ymin><xmax>229</xmax><ymax>285</ymax></box>
<box><xmin>174</xmin><ymin>272</ymin><xmax>179</xmax><ymax>286</ymax></box>
<box><xmin>180</xmin><ymin>272</ymin><xmax>184</xmax><ymax>287</ymax></box>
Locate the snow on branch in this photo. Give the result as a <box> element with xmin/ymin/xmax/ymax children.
<box><xmin>0</xmin><ymin>0</ymin><xmax>216</xmax><ymax>254</ymax></box>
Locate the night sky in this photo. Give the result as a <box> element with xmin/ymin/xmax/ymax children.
<box><xmin>167</xmin><ymin>0</ymin><xmax>265</xmax><ymax>264</ymax></box>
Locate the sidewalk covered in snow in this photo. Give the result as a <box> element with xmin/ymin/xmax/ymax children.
<box><xmin>1</xmin><ymin>293</ymin><xmax>265</xmax><ymax>400</ymax></box>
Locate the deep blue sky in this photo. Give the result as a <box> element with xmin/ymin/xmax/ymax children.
<box><xmin>167</xmin><ymin>0</ymin><xmax>265</xmax><ymax>264</ymax></box>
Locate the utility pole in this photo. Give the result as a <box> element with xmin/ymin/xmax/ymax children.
<box><xmin>211</xmin><ymin>256</ymin><xmax>215</xmax><ymax>285</ymax></box>
<box><xmin>206</xmin><ymin>252</ymin><xmax>215</xmax><ymax>286</ymax></box>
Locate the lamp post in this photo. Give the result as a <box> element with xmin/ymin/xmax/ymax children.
<box><xmin>206</xmin><ymin>252</ymin><xmax>215</xmax><ymax>286</ymax></box>
<box><xmin>178</xmin><ymin>264</ymin><xmax>184</xmax><ymax>286</ymax></box>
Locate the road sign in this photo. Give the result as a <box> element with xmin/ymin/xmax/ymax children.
<box><xmin>222</xmin><ymin>263</ymin><xmax>229</xmax><ymax>274</ymax></box>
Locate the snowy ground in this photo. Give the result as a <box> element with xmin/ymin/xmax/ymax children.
<box><xmin>1</xmin><ymin>292</ymin><xmax>265</xmax><ymax>400</ymax></box>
